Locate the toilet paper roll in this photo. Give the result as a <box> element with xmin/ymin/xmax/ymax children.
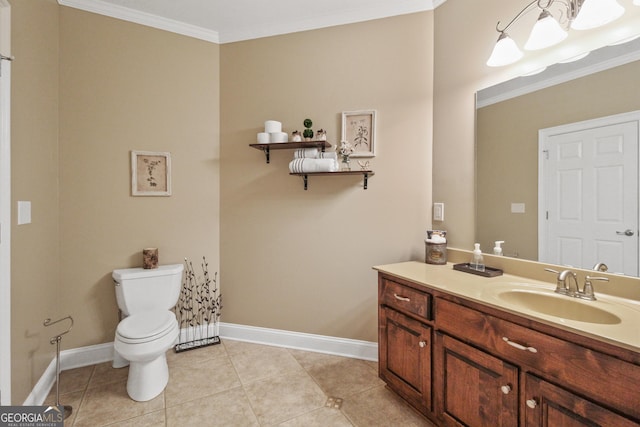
<box><xmin>257</xmin><ymin>132</ymin><xmax>270</xmax><ymax>144</ymax></box>
<box><xmin>143</xmin><ymin>248</ymin><xmax>158</xmax><ymax>269</ymax></box>
<box><xmin>264</xmin><ymin>120</ymin><xmax>282</xmax><ymax>133</ymax></box>
<box><xmin>269</xmin><ymin>132</ymin><xmax>288</xmax><ymax>143</ymax></box>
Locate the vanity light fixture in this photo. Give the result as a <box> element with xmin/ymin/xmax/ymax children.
<box><xmin>487</xmin><ymin>0</ymin><xmax>626</xmax><ymax>67</ymax></box>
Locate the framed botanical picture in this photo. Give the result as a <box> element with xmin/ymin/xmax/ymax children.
<box><xmin>131</xmin><ymin>150</ymin><xmax>172</xmax><ymax>196</ymax></box>
<box><xmin>341</xmin><ymin>110</ymin><xmax>376</xmax><ymax>157</ymax></box>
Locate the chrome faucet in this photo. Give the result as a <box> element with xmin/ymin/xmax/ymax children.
<box><xmin>558</xmin><ymin>270</ymin><xmax>579</xmax><ymax>296</ymax></box>
<box><xmin>577</xmin><ymin>275</ymin><xmax>609</xmax><ymax>301</ymax></box>
<box><xmin>544</xmin><ymin>268</ymin><xmax>576</xmax><ymax>295</ymax></box>
<box><xmin>545</xmin><ymin>268</ymin><xmax>609</xmax><ymax>300</ymax></box>
<box><xmin>592</xmin><ymin>262</ymin><xmax>609</xmax><ymax>273</ymax></box>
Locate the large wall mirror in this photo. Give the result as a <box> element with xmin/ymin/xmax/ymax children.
<box><xmin>476</xmin><ymin>37</ymin><xmax>640</xmax><ymax>276</ymax></box>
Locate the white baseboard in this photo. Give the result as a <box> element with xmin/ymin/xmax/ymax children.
<box><xmin>219</xmin><ymin>322</ymin><xmax>378</xmax><ymax>361</ymax></box>
<box><xmin>25</xmin><ymin>322</ymin><xmax>378</xmax><ymax>405</ymax></box>
<box><xmin>23</xmin><ymin>342</ymin><xmax>114</xmax><ymax>406</ymax></box>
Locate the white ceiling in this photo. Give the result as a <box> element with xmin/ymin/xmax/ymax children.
<box><xmin>58</xmin><ymin>0</ymin><xmax>442</xmax><ymax>44</ymax></box>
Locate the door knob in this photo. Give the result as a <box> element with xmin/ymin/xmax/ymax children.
<box><xmin>616</xmin><ymin>229</ymin><xmax>635</xmax><ymax>236</ymax></box>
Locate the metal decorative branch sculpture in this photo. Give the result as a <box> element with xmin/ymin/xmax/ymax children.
<box><xmin>174</xmin><ymin>257</ymin><xmax>222</xmax><ymax>352</ymax></box>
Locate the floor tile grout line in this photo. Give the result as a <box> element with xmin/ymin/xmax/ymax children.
<box><xmin>65</xmin><ymin>364</ymin><xmax>96</xmax><ymax>427</ymax></box>
<box><xmin>223</xmin><ymin>342</ymin><xmax>268</xmax><ymax>425</ymax></box>
<box><xmin>228</xmin><ymin>343</ymin><xmax>330</xmax><ymax>426</ymax></box>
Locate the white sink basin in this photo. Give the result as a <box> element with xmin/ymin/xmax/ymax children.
<box><xmin>496</xmin><ymin>289</ymin><xmax>621</xmax><ymax>325</ymax></box>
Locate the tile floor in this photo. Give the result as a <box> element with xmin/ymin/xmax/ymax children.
<box><xmin>45</xmin><ymin>340</ymin><xmax>435</xmax><ymax>426</ymax></box>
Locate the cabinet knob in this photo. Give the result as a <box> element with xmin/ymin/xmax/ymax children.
<box><xmin>526</xmin><ymin>399</ymin><xmax>538</xmax><ymax>409</ymax></box>
<box><xmin>500</xmin><ymin>385</ymin><xmax>511</xmax><ymax>395</ymax></box>
<box><xmin>419</xmin><ymin>341</ymin><xmax>427</xmax><ymax>348</ymax></box>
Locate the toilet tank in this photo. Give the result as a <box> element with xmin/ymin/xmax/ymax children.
<box><xmin>113</xmin><ymin>264</ymin><xmax>184</xmax><ymax>316</ymax></box>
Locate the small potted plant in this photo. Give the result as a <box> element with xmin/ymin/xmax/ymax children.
<box><xmin>303</xmin><ymin>118</ymin><xmax>314</xmax><ymax>141</ymax></box>
<box><xmin>339</xmin><ymin>140</ymin><xmax>355</xmax><ymax>171</ymax></box>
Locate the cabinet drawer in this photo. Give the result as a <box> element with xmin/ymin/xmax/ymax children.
<box><xmin>436</xmin><ymin>297</ymin><xmax>640</xmax><ymax>420</ymax></box>
<box><xmin>380</xmin><ymin>278</ymin><xmax>431</xmax><ymax>321</ymax></box>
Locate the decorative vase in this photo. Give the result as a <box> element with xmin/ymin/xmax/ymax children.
<box><xmin>341</xmin><ymin>155</ymin><xmax>351</xmax><ymax>171</ymax></box>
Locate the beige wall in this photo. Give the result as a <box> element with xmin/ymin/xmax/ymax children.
<box><xmin>10</xmin><ymin>3</ymin><xmax>219</xmax><ymax>403</ymax></box>
<box><xmin>220</xmin><ymin>12</ymin><xmax>433</xmax><ymax>342</ymax></box>
<box><xmin>432</xmin><ymin>0</ymin><xmax>528</xmax><ymax>251</ymax></box>
<box><xmin>58</xmin><ymin>7</ymin><xmax>220</xmax><ymax>350</ymax></box>
<box><xmin>11</xmin><ymin>0</ymin><xmax>60</xmax><ymax>405</ymax></box>
<box><xmin>477</xmin><ymin>61</ymin><xmax>640</xmax><ymax>260</ymax></box>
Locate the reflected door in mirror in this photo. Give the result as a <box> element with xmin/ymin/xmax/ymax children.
<box><xmin>540</xmin><ymin>115</ymin><xmax>639</xmax><ymax>275</ymax></box>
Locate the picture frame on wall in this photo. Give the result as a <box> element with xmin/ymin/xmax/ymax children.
<box><xmin>131</xmin><ymin>150</ymin><xmax>172</xmax><ymax>196</ymax></box>
<box><xmin>341</xmin><ymin>110</ymin><xmax>376</xmax><ymax>158</ymax></box>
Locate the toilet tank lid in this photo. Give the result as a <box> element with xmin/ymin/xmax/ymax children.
<box><xmin>112</xmin><ymin>263</ymin><xmax>184</xmax><ymax>282</ymax></box>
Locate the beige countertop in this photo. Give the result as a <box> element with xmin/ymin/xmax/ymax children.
<box><xmin>374</xmin><ymin>261</ymin><xmax>640</xmax><ymax>353</ymax></box>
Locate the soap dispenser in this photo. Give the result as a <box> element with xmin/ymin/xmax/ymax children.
<box><xmin>493</xmin><ymin>241</ymin><xmax>504</xmax><ymax>256</ymax></box>
<box><xmin>471</xmin><ymin>243</ymin><xmax>485</xmax><ymax>272</ymax></box>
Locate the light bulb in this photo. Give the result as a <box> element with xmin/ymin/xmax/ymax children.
<box><xmin>525</xmin><ymin>10</ymin><xmax>568</xmax><ymax>50</ymax></box>
<box><xmin>487</xmin><ymin>33</ymin><xmax>523</xmax><ymax>67</ymax></box>
<box><xmin>571</xmin><ymin>0</ymin><xmax>625</xmax><ymax>30</ymax></box>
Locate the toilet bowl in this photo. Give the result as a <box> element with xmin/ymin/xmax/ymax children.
<box><xmin>111</xmin><ymin>264</ymin><xmax>184</xmax><ymax>402</ymax></box>
<box><xmin>114</xmin><ymin>310</ymin><xmax>179</xmax><ymax>401</ymax></box>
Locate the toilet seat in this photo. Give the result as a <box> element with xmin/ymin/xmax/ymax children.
<box><xmin>116</xmin><ymin>310</ymin><xmax>177</xmax><ymax>344</ymax></box>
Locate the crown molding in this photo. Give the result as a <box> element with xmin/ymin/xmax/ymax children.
<box><xmin>58</xmin><ymin>0</ymin><xmax>442</xmax><ymax>44</ymax></box>
<box><xmin>57</xmin><ymin>0</ymin><xmax>220</xmax><ymax>43</ymax></box>
<box><xmin>219</xmin><ymin>0</ymin><xmax>434</xmax><ymax>43</ymax></box>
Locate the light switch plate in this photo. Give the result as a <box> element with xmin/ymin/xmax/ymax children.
<box><xmin>17</xmin><ymin>201</ymin><xmax>31</xmax><ymax>225</ymax></box>
<box><xmin>511</xmin><ymin>203</ymin><xmax>525</xmax><ymax>214</ymax></box>
<box><xmin>433</xmin><ymin>202</ymin><xmax>444</xmax><ymax>221</ymax></box>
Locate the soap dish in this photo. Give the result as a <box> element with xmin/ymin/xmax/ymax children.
<box><xmin>453</xmin><ymin>263</ymin><xmax>503</xmax><ymax>277</ymax></box>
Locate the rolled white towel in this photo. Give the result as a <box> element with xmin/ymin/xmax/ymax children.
<box><xmin>293</xmin><ymin>148</ymin><xmax>319</xmax><ymax>158</ymax></box>
<box><xmin>289</xmin><ymin>158</ymin><xmax>339</xmax><ymax>173</ymax></box>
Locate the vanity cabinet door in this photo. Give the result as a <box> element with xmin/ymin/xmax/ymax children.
<box><xmin>379</xmin><ymin>306</ymin><xmax>432</xmax><ymax>416</ymax></box>
<box><xmin>435</xmin><ymin>332</ymin><xmax>518</xmax><ymax>427</ymax></box>
<box><xmin>524</xmin><ymin>374</ymin><xmax>638</xmax><ymax>427</ymax></box>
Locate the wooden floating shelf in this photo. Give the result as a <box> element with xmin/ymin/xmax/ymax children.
<box><xmin>290</xmin><ymin>170</ymin><xmax>375</xmax><ymax>190</ymax></box>
<box><xmin>249</xmin><ymin>141</ymin><xmax>332</xmax><ymax>163</ymax></box>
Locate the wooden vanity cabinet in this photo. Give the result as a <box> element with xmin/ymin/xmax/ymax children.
<box><xmin>435</xmin><ymin>332</ymin><xmax>518</xmax><ymax>426</ymax></box>
<box><xmin>377</xmin><ymin>271</ymin><xmax>640</xmax><ymax>426</ymax></box>
<box><xmin>524</xmin><ymin>374</ymin><xmax>638</xmax><ymax>427</ymax></box>
<box><xmin>378</xmin><ymin>276</ymin><xmax>433</xmax><ymax>417</ymax></box>
<box><xmin>435</xmin><ymin>297</ymin><xmax>640</xmax><ymax>424</ymax></box>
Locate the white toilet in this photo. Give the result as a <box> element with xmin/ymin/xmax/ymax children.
<box><xmin>112</xmin><ymin>264</ymin><xmax>184</xmax><ymax>401</ymax></box>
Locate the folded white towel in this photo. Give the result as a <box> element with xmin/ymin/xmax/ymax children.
<box><xmin>293</xmin><ymin>148</ymin><xmax>319</xmax><ymax>158</ymax></box>
<box><xmin>289</xmin><ymin>158</ymin><xmax>338</xmax><ymax>173</ymax></box>
<box><xmin>317</xmin><ymin>151</ymin><xmax>338</xmax><ymax>160</ymax></box>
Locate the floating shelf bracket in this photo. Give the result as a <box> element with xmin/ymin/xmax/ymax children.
<box><xmin>291</xmin><ymin>170</ymin><xmax>375</xmax><ymax>190</ymax></box>
<box><xmin>262</xmin><ymin>146</ymin><xmax>271</xmax><ymax>163</ymax></box>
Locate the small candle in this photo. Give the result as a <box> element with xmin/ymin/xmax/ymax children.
<box><xmin>143</xmin><ymin>248</ymin><xmax>158</xmax><ymax>269</ymax></box>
